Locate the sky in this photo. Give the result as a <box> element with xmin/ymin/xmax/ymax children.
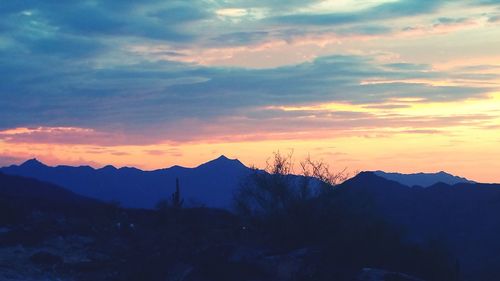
<box><xmin>1</xmin><ymin>0</ymin><xmax>500</xmax><ymax>182</ymax></box>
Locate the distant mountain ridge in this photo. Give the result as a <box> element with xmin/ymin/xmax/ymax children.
<box><xmin>0</xmin><ymin>157</ymin><xmax>486</xmax><ymax>210</ymax></box>
<box><xmin>373</xmin><ymin>170</ymin><xmax>475</xmax><ymax>187</ymax></box>
<box><xmin>0</xmin><ymin>155</ymin><xmax>252</xmax><ymax>209</ymax></box>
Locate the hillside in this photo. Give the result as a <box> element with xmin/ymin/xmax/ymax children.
<box><xmin>0</xmin><ymin>171</ymin><xmax>447</xmax><ymax>281</ymax></box>
<box><xmin>337</xmin><ymin>172</ymin><xmax>500</xmax><ymax>281</ymax></box>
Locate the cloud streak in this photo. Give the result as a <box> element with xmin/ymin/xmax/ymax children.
<box><xmin>272</xmin><ymin>0</ymin><xmax>445</xmax><ymax>26</ymax></box>
<box><xmin>1</xmin><ymin>53</ymin><xmax>496</xmax><ymax>142</ymax></box>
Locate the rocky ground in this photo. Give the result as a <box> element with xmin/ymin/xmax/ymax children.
<box><xmin>0</xmin><ymin>172</ymin><xmax>450</xmax><ymax>281</ymax></box>
<box><xmin>0</xmin><ymin>209</ymin><xmax>429</xmax><ymax>281</ymax></box>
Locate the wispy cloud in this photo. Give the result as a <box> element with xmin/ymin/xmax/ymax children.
<box><xmin>271</xmin><ymin>0</ymin><xmax>445</xmax><ymax>26</ymax></box>
<box><xmin>1</xmin><ymin>53</ymin><xmax>496</xmax><ymax>143</ymax></box>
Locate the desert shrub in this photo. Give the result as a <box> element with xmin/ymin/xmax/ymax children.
<box><xmin>233</xmin><ymin>151</ymin><xmax>455</xmax><ymax>281</ymax></box>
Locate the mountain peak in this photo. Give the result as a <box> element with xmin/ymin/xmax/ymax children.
<box><xmin>20</xmin><ymin>158</ymin><xmax>46</xmax><ymax>168</ymax></box>
<box><xmin>216</xmin><ymin>155</ymin><xmax>244</xmax><ymax>164</ymax></box>
<box><xmin>197</xmin><ymin>155</ymin><xmax>245</xmax><ymax>169</ymax></box>
<box><xmin>338</xmin><ymin>171</ymin><xmax>409</xmax><ymax>192</ymax></box>
<box><xmin>99</xmin><ymin>165</ymin><xmax>117</xmax><ymax>171</ymax></box>
<box><xmin>346</xmin><ymin>171</ymin><xmax>393</xmax><ymax>185</ymax></box>
<box><xmin>215</xmin><ymin>155</ymin><xmax>230</xmax><ymax>161</ymax></box>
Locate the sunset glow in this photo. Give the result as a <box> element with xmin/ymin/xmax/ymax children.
<box><xmin>1</xmin><ymin>0</ymin><xmax>499</xmax><ymax>182</ymax></box>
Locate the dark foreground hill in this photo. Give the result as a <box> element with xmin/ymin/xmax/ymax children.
<box><xmin>0</xmin><ymin>172</ymin><xmax>110</xmax><ymax>225</ymax></box>
<box><xmin>338</xmin><ymin>172</ymin><xmax>500</xmax><ymax>281</ymax></box>
<box><xmin>0</xmin><ymin>172</ymin><xmax>240</xmax><ymax>281</ymax></box>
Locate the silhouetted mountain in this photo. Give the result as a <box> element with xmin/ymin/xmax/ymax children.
<box><xmin>19</xmin><ymin>158</ymin><xmax>47</xmax><ymax>169</ymax></box>
<box><xmin>1</xmin><ymin>155</ymin><xmax>253</xmax><ymax>209</ymax></box>
<box><xmin>373</xmin><ymin>170</ymin><xmax>474</xmax><ymax>187</ymax></box>
<box><xmin>0</xmin><ymin>172</ymin><xmax>111</xmax><ymax>227</ymax></box>
<box><xmin>0</xmin><ymin>172</ymin><xmax>103</xmax><ymax>208</ymax></box>
<box><xmin>336</xmin><ymin>172</ymin><xmax>500</xmax><ymax>281</ymax></box>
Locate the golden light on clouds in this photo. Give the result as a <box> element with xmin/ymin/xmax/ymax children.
<box><xmin>2</xmin><ymin>91</ymin><xmax>500</xmax><ymax>182</ymax></box>
<box><xmin>1</xmin><ymin>0</ymin><xmax>500</xmax><ymax>183</ymax></box>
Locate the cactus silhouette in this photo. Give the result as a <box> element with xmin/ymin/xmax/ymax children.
<box><xmin>171</xmin><ymin>177</ymin><xmax>184</xmax><ymax>209</ymax></box>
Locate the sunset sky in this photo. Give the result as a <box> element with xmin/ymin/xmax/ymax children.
<box><xmin>1</xmin><ymin>0</ymin><xmax>500</xmax><ymax>182</ymax></box>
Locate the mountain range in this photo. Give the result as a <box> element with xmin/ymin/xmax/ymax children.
<box><xmin>0</xmin><ymin>156</ymin><xmax>481</xmax><ymax>209</ymax></box>
<box><xmin>0</xmin><ymin>156</ymin><xmax>251</xmax><ymax>209</ymax></box>
<box><xmin>373</xmin><ymin>170</ymin><xmax>475</xmax><ymax>187</ymax></box>
<box><xmin>1</xmin><ymin>159</ymin><xmax>500</xmax><ymax>280</ymax></box>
